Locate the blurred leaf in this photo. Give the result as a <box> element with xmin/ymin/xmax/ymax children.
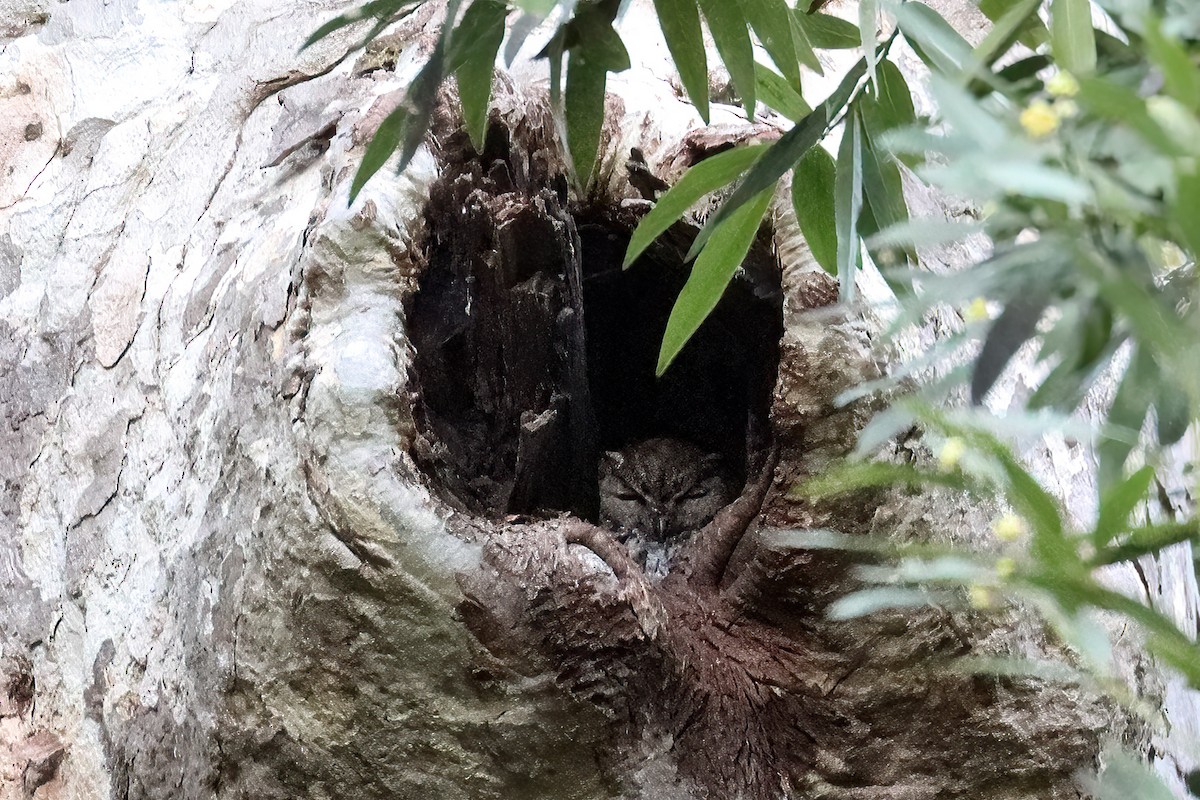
<box><xmin>739</xmin><ymin>0</ymin><xmax>802</xmax><ymax>86</ymax></box>
<box><xmin>1171</xmin><ymin>167</ymin><xmax>1200</xmax><ymax>258</ymax></box>
<box><xmin>1094</xmin><ymin>465</ymin><xmax>1154</xmax><ymax>547</ymax></box>
<box><xmin>992</xmin><ymin>54</ymin><xmax>1053</xmax><ymax>87</ymax></box>
<box><xmin>1155</xmin><ymin>376</ymin><xmax>1190</xmax><ymax>446</ymax></box>
<box><xmin>756</xmin><ymin>62</ymin><xmax>811</xmax><ymax>121</ymax></box>
<box><xmin>893</xmin><ymin>2</ymin><xmax>973</xmax><ymax>74</ymax></box>
<box><xmin>511</xmin><ymin>0</ymin><xmax>556</xmax><ymax>15</ymax></box>
<box><xmin>865</xmin><ymin>218</ymin><xmax>981</xmax><ymax>251</ymax></box>
<box><xmin>1098</xmin><ymin>346</ymin><xmax>1155</xmax><ymax>490</ymax></box>
<box><xmin>791</xmin><ymin>11</ymin><xmax>860</xmax><ymax>50</ymax></box>
<box><xmin>654</xmin><ymin>0</ymin><xmax>710</xmax><ymax>122</ymax></box>
<box><xmin>973</xmin><ymin>0</ymin><xmax>1043</xmax><ymax>67</ymax></box>
<box><xmin>698</xmin><ymin>0</ymin><xmax>757</xmax><ymax>115</ymax></box>
<box><xmin>656</xmin><ymin>186</ymin><xmax>775</xmax><ymax>375</ymax></box>
<box><xmin>1093</xmin><ymin>520</ymin><xmax>1200</xmax><ymax>566</ymax></box>
<box><xmin>1051</xmin><ymin>0</ymin><xmax>1097</xmax><ymax>75</ymax></box>
<box><xmin>450</xmin><ymin>0</ymin><xmax>508</xmax><ymax>150</ymax></box>
<box><xmin>302</xmin><ymin>0</ymin><xmax>421</xmax><ymax>49</ymax></box>
<box><xmin>978</xmin><ymin>0</ymin><xmax>1048</xmax><ymax>48</ymax></box>
<box><xmin>836</xmin><ymin>104</ymin><xmax>865</xmax><ymax>301</ymax></box>
<box><xmin>1087</xmin><ymin>749</ymin><xmax>1175</xmax><ymax>800</ymax></box>
<box><xmin>827</xmin><ymin>586</ymin><xmax>941</xmax><ymax>620</ymax></box>
<box><xmin>971</xmin><ymin>297</ymin><xmax>1048</xmax><ymax>405</ymax></box>
<box><xmin>797</xmin><ymin>460</ymin><xmax>971</xmax><ymax>499</ymax></box>
<box><xmin>687</xmin><ymin>57</ymin><xmax>868</xmax><ymax>259</ymax></box>
<box><xmin>791</xmin><ymin>146</ymin><xmax>837</xmax><ymax>273</ymax></box>
<box><xmin>1077</xmin><ymin>78</ymin><xmax>1185</xmax><ymax>156</ymax></box>
<box><xmin>1144</xmin><ymin>19</ymin><xmax>1200</xmax><ymax>112</ymax></box>
<box><xmin>624</xmin><ymin>144</ymin><xmax>768</xmax><ymax>267</ymax></box>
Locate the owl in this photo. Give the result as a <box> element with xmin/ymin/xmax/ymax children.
<box><xmin>598</xmin><ymin>437</ymin><xmax>735</xmax><ymax>578</ymax></box>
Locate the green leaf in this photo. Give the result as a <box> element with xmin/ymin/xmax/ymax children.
<box><xmin>797</xmin><ymin>460</ymin><xmax>970</xmax><ymax>498</ymax></box>
<box><xmin>971</xmin><ymin>297</ymin><xmax>1048</xmax><ymax>405</ymax></box>
<box><xmin>656</xmin><ymin>186</ymin><xmax>775</xmax><ymax>375</ymax></box>
<box><xmin>1156</xmin><ymin>376</ymin><xmax>1190</xmax><ymax>446</ymax></box>
<box><xmin>1098</xmin><ymin>346</ymin><xmax>1155</xmax><ymax>490</ymax></box>
<box><xmin>792</xmin><ymin>146</ymin><xmax>837</xmax><ymax>274</ymax></box>
<box><xmin>687</xmin><ymin>56</ymin><xmax>868</xmax><ymax>259</ymax></box>
<box><xmin>623</xmin><ymin>144</ymin><xmax>769</xmax><ymax>268</ymax></box>
<box><xmin>1093</xmin><ymin>465</ymin><xmax>1154</xmax><ymax>547</ymax></box>
<box><xmin>563</xmin><ymin>10</ymin><xmax>631</xmax><ymax>182</ymax></box>
<box><xmin>870</xmin><ymin>60</ymin><xmax>916</xmax><ymax>133</ymax></box>
<box><xmin>978</xmin><ymin>0</ymin><xmax>1048</xmax><ymax>48</ymax></box>
<box><xmin>893</xmin><ymin>2</ymin><xmax>972</xmax><ymax>74</ymax></box>
<box><xmin>350</xmin><ymin>47</ymin><xmax>446</xmax><ymax>202</ymax></box>
<box><xmin>860</xmin><ymin>0</ymin><xmax>879</xmax><ymax>87</ymax></box>
<box><xmin>739</xmin><ymin>0</ymin><xmax>801</xmax><ymax>86</ymax></box>
<box><xmin>973</xmin><ymin>0</ymin><xmax>1042</xmax><ymax>67</ymax></box>
<box><xmin>1144</xmin><ymin>19</ymin><xmax>1200</xmax><ymax>112</ymax></box>
<box><xmin>1050</xmin><ymin>0</ymin><xmax>1096</xmax><ymax>76</ymax></box>
<box><xmin>654</xmin><ymin>0</ymin><xmax>710</xmax><ymax>123</ymax></box>
<box><xmin>756</xmin><ymin>62</ymin><xmax>811</xmax><ymax>122</ymax></box>
<box><xmin>302</xmin><ymin>0</ymin><xmax>420</xmax><ymax>49</ymax></box>
<box><xmin>1077</xmin><ymin>78</ymin><xmax>1185</xmax><ymax>156</ymax></box>
<box><xmin>1093</xmin><ymin>521</ymin><xmax>1200</xmax><ymax>566</ymax></box>
<box><xmin>858</xmin><ymin>112</ymin><xmax>910</xmax><ymax>264</ymax></box>
<box><xmin>1171</xmin><ymin>168</ymin><xmax>1200</xmax><ymax>258</ymax></box>
<box><xmin>697</xmin><ymin>0</ymin><xmax>757</xmax><ymax>116</ymax></box>
<box><xmin>835</xmin><ymin>105</ymin><xmax>864</xmax><ymax>302</ymax></box>
<box><xmin>450</xmin><ymin>0</ymin><xmax>508</xmax><ymax>151</ymax></box>
<box><xmin>788</xmin><ymin>7</ymin><xmax>822</xmax><ymax>74</ymax></box>
<box><xmin>792</xmin><ymin>11</ymin><xmax>860</xmax><ymax>49</ymax></box>
<box><xmin>827</xmin><ymin>587</ymin><xmax>941</xmax><ymax>620</ymax></box>
<box><xmin>511</xmin><ymin>0</ymin><xmax>556</xmax><ymax>15</ymax></box>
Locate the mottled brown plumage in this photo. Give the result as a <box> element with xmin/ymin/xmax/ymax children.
<box><xmin>598</xmin><ymin>437</ymin><xmax>734</xmax><ymax>577</ymax></box>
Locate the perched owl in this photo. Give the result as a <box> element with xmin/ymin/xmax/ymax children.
<box><xmin>598</xmin><ymin>437</ymin><xmax>735</xmax><ymax>578</ymax></box>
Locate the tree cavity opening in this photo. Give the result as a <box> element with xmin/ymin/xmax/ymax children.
<box><xmin>408</xmin><ymin>122</ymin><xmax>783</xmax><ymax>524</ymax></box>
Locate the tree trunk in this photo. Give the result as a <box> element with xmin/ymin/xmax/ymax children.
<box><xmin>2</xmin><ymin>1</ymin><xmax>1197</xmax><ymax>798</ymax></box>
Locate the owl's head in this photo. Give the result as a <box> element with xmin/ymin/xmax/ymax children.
<box><xmin>597</xmin><ymin>437</ymin><xmax>733</xmax><ymax>541</ymax></box>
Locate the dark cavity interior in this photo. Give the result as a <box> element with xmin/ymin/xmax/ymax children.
<box><xmin>408</xmin><ymin>123</ymin><xmax>782</xmax><ymax>522</ymax></box>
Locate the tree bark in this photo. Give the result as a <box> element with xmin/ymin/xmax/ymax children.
<box><xmin>2</xmin><ymin>1</ymin><xmax>1198</xmax><ymax>798</ymax></box>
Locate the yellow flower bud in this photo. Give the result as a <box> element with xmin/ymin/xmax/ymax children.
<box><xmin>993</xmin><ymin>514</ymin><xmax>1027</xmax><ymax>542</ymax></box>
<box><xmin>968</xmin><ymin>585</ymin><xmax>993</xmax><ymax>609</ymax></box>
<box><xmin>1046</xmin><ymin>71</ymin><xmax>1080</xmax><ymax>98</ymax></box>
<box><xmin>963</xmin><ymin>297</ymin><xmax>990</xmax><ymax>323</ymax></box>
<box><xmin>939</xmin><ymin>437</ymin><xmax>967</xmax><ymax>471</ymax></box>
<box><xmin>1020</xmin><ymin>100</ymin><xmax>1060</xmax><ymax>138</ymax></box>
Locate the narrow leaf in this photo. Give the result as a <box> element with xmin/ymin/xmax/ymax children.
<box><xmin>893</xmin><ymin>3</ymin><xmax>972</xmax><ymax>74</ymax></box>
<box><xmin>697</xmin><ymin>0</ymin><xmax>757</xmax><ymax>116</ymax></box>
<box><xmin>511</xmin><ymin>0</ymin><xmax>556</xmax><ymax>15</ymax></box>
<box><xmin>978</xmin><ymin>0</ymin><xmax>1048</xmax><ymax>48</ymax></box>
<box><xmin>792</xmin><ymin>11</ymin><xmax>860</xmax><ymax>49</ymax></box>
<box><xmin>1155</xmin><ymin>376</ymin><xmax>1190</xmax><ymax>446</ymax></box>
<box><xmin>1171</xmin><ymin>168</ymin><xmax>1200</xmax><ymax>258</ymax></box>
<box><xmin>788</xmin><ymin>7</ymin><xmax>822</xmax><ymax>74</ymax></box>
<box><xmin>858</xmin><ymin>113</ymin><xmax>910</xmax><ymax>264</ymax></box>
<box><xmin>739</xmin><ymin>0</ymin><xmax>801</xmax><ymax>86</ymax></box>
<box><xmin>624</xmin><ymin>144</ymin><xmax>768</xmax><ymax>267</ymax></box>
<box><xmin>859</xmin><ymin>0</ymin><xmax>879</xmax><ymax>87</ymax></box>
<box><xmin>657</xmin><ymin>187</ymin><xmax>775</xmax><ymax>374</ymax></box>
<box><xmin>827</xmin><ymin>587</ymin><xmax>940</xmax><ymax>620</ymax></box>
<box><xmin>302</xmin><ymin>0</ymin><xmax>419</xmax><ymax>49</ymax></box>
<box><xmin>1050</xmin><ymin>0</ymin><xmax>1096</xmax><ymax>76</ymax></box>
<box><xmin>654</xmin><ymin>0</ymin><xmax>711</xmax><ymax>122</ymax></box>
<box><xmin>451</xmin><ymin>0</ymin><xmax>508</xmax><ymax>150</ymax></box>
<box><xmin>792</xmin><ymin>146</ymin><xmax>837</xmax><ymax>273</ymax></box>
<box><xmin>1098</xmin><ymin>346</ymin><xmax>1155</xmax><ymax>489</ymax></box>
<box><xmin>687</xmin><ymin>56</ymin><xmax>868</xmax><ymax>259</ymax></box>
<box><xmin>565</xmin><ymin>46</ymin><xmax>609</xmax><ymax>183</ymax></box>
<box><xmin>1093</xmin><ymin>465</ymin><xmax>1154</xmax><ymax>547</ymax></box>
<box><xmin>1144</xmin><ymin>19</ymin><xmax>1200</xmax><ymax>112</ymax></box>
<box><xmin>756</xmin><ymin>62</ymin><xmax>811</xmax><ymax>122</ymax></box>
<box><xmin>871</xmin><ymin>60</ymin><xmax>916</xmax><ymax>133</ymax></box>
<box><xmin>973</xmin><ymin>0</ymin><xmax>1042</xmax><ymax>67</ymax></box>
<box><xmin>835</xmin><ymin>107</ymin><xmax>864</xmax><ymax>302</ymax></box>
<box><xmin>971</xmin><ymin>297</ymin><xmax>1048</xmax><ymax>405</ymax></box>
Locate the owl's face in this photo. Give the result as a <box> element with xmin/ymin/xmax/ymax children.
<box><xmin>598</xmin><ymin>438</ymin><xmax>733</xmax><ymax>541</ymax></box>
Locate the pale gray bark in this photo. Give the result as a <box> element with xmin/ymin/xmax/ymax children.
<box><xmin>1</xmin><ymin>0</ymin><xmax>1197</xmax><ymax>798</ymax></box>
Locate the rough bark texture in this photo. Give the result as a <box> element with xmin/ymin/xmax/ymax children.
<box><xmin>2</xmin><ymin>0</ymin><xmax>1198</xmax><ymax>799</ymax></box>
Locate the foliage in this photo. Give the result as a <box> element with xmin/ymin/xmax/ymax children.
<box><xmin>306</xmin><ymin>0</ymin><xmax>1200</xmax><ymax>791</ymax></box>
